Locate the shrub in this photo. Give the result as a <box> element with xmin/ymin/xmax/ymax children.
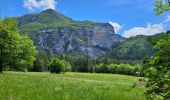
<box><xmin>63</xmin><ymin>61</ymin><xmax>72</xmax><ymax>72</ymax></box>
<box><xmin>49</xmin><ymin>58</ymin><xmax>65</xmax><ymax>74</ymax></box>
<box><xmin>95</xmin><ymin>63</ymin><xmax>143</xmax><ymax>76</ymax></box>
<box><xmin>88</xmin><ymin>65</ymin><xmax>95</xmax><ymax>73</ymax></box>
<box><xmin>95</xmin><ymin>63</ymin><xmax>108</xmax><ymax>73</ymax></box>
<box><xmin>33</xmin><ymin>51</ymin><xmax>50</xmax><ymax>72</ymax></box>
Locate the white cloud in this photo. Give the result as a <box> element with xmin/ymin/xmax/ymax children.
<box><xmin>163</xmin><ymin>15</ymin><xmax>170</xmax><ymax>23</ymax></box>
<box><xmin>122</xmin><ymin>23</ymin><xmax>165</xmax><ymax>38</ymax></box>
<box><xmin>23</xmin><ymin>0</ymin><xmax>57</xmax><ymax>11</ymax></box>
<box><xmin>109</xmin><ymin>22</ymin><xmax>122</xmax><ymax>33</ymax></box>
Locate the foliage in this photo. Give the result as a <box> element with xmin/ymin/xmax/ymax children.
<box><xmin>0</xmin><ymin>18</ymin><xmax>19</xmax><ymax>72</ymax></box>
<box><xmin>0</xmin><ymin>18</ymin><xmax>36</xmax><ymax>72</ymax></box>
<box><xmin>63</xmin><ymin>60</ymin><xmax>72</xmax><ymax>72</ymax></box>
<box><xmin>49</xmin><ymin>57</ymin><xmax>65</xmax><ymax>74</ymax></box>
<box><xmin>111</xmin><ymin>35</ymin><xmax>154</xmax><ymax>60</ymax></box>
<box><xmin>143</xmin><ymin>32</ymin><xmax>170</xmax><ymax>99</ymax></box>
<box><xmin>15</xmin><ymin>35</ymin><xmax>36</xmax><ymax>71</ymax></box>
<box><xmin>95</xmin><ymin>63</ymin><xmax>108</xmax><ymax>73</ymax></box>
<box><xmin>18</xmin><ymin>9</ymin><xmax>96</xmax><ymax>37</ymax></box>
<box><xmin>95</xmin><ymin>63</ymin><xmax>143</xmax><ymax>76</ymax></box>
<box><xmin>33</xmin><ymin>51</ymin><xmax>51</xmax><ymax>72</ymax></box>
<box><xmin>154</xmin><ymin>0</ymin><xmax>170</xmax><ymax>16</ymax></box>
<box><xmin>59</xmin><ymin>53</ymin><xmax>144</xmax><ymax>74</ymax></box>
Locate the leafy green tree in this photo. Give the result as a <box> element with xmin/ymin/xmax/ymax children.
<box><xmin>142</xmin><ymin>1</ymin><xmax>170</xmax><ymax>99</ymax></box>
<box><xmin>15</xmin><ymin>35</ymin><xmax>36</xmax><ymax>71</ymax></box>
<box><xmin>144</xmin><ymin>33</ymin><xmax>170</xmax><ymax>99</ymax></box>
<box><xmin>33</xmin><ymin>51</ymin><xmax>49</xmax><ymax>72</ymax></box>
<box><xmin>63</xmin><ymin>60</ymin><xmax>72</xmax><ymax>72</ymax></box>
<box><xmin>0</xmin><ymin>18</ymin><xmax>36</xmax><ymax>72</ymax></box>
<box><xmin>50</xmin><ymin>57</ymin><xmax>65</xmax><ymax>74</ymax></box>
<box><xmin>0</xmin><ymin>18</ymin><xmax>20</xmax><ymax>72</ymax></box>
<box><xmin>95</xmin><ymin>63</ymin><xmax>108</xmax><ymax>73</ymax></box>
<box><xmin>154</xmin><ymin>0</ymin><xmax>170</xmax><ymax>15</ymax></box>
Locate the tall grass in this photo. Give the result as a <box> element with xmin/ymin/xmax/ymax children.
<box><xmin>0</xmin><ymin>72</ymin><xmax>145</xmax><ymax>100</ymax></box>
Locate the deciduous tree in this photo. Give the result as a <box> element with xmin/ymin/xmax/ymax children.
<box><xmin>154</xmin><ymin>0</ymin><xmax>170</xmax><ymax>15</ymax></box>
<box><xmin>144</xmin><ymin>33</ymin><xmax>170</xmax><ymax>99</ymax></box>
<box><xmin>0</xmin><ymin>18</ymin><xmax>36</xmax><ymax>72</ymax></box>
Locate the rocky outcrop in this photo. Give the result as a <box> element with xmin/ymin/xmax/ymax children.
<box><xmin>17</xmin><ymin>9</ymin><xmax>125</xmax><ymax>58</ymax></box>
<box><xmin>35</xmin><ymin>23</ymin><xmax>124</xmax><ymax>58</ymax></box>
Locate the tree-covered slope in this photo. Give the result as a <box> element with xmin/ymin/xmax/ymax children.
<box><xmin>17</xmin><ymin>9</ymin><xmax>97</xmax><ymax>35</ymax></box>
<box><xmin>111</xmin><ymin>35</ymin><xmax>154</xmax><ymax>60</ymax></box>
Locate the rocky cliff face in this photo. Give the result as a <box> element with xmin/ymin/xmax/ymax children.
<box><xmin>16</xmin><ymin>9</ymin><xmax>124</xmax><ymax>58</ymax></box>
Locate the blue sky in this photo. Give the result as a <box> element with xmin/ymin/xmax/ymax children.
<box><xmin>0</xmin><ymin>0</ymin><xmax>170</xmax><ymax>37</ymax></box>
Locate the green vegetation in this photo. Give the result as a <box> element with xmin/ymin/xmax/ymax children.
<box><xmin>49</xmin><ymin>57</ymin><xmax>65</xmax><ymax>74</ymax></box>
<box><xmin>0</xmin><ymin>18</ymin><xmax>37</xmax><ymax>72</ymax></box>
<box><xmin>0</xmin><ymin>1</ymin><xmax>169</xmax><ymax>99</ymax></box>
<box><xmin>32</xmin><ymin>51</ymin><xmax>51</xmax><ymax>72</ymax></box>
<box><xmin>95</xmin><ymin>64</ymin><xmax>143</xmax><ymax>76</ymax></box>
<box><xmin>141</xmin><ymin>1</ymin><xmax>170</xmax><ymax>99</ymax></box>
<box><xmin>111</xmin><ymin>35</ymin><xmax>154</xmax><ymax>60</ymax></box>
<box><xmin>0</xmin><ymin>72</ymin><xmax>145</xmax><ymax>100</ymax></box>
<box><xmin>63</xmin><ymin>61</ymin><xmax>72</xmax><ymax>72</ymax></box>
<box><xmin>154</xmin><ymin>0</ymin><xmax>170</xmax><ymax>15</ymax></box>
<box><xmin>144</xmin><ymin>32</ymin><xmax>170</xmax><ymax>99</ymax></box>
<box><xmin>18</xmin><ymin>9</ymin><xmax>97</xmax><ymax>37</ymax></box>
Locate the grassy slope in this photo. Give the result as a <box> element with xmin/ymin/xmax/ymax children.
<box><xmin>0</xmin><ymin>72</ymin><xmax>145</xmax><ymax>100</ymax></box>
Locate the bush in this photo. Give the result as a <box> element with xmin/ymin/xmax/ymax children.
<box><xmin>49</xmin><ymin>58</ymin><xmax>65</xmax><ymax>74</ymax></box>
<box><xmin>32</xmin><ymin>51</ymin><xmax>50</xmax><ymax>72</ymax></box>
<box><xmin>95</xmin><ymin>63</ymin><xmax>143</xmax><ymax>76</ymax></box>
<box><xmin>95</xmin><ymin>63</ymin><xmax>108</xmax><ymax>73</ymax></box>
<box><xmin>63</xmin><ymin>61</ymin><xmax>72</xmax><ymax>72</ymax></box>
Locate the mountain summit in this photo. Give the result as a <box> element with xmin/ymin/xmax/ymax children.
<box><xmin>16</xmin><ymin>9</ymin><xmax>124</xmax><ymax>58</ymax></box>
<box><xmin>39</xmin><ymin>9</ymin><xmax>72</xmax><ymax>23</ymax></box>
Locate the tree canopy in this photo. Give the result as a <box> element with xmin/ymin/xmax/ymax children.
<box><xmin>144</xmin><ymin>32</ymin><xmax>170</xmax><ymax>99</ymax></box>
<box><xmin>0</xmin><ymin>18</ymin><xmax>37</xmax><ymax>72</ymax></box>
<box><xmin>49</xmin><ymin>57</ymin><xmax>65</xmax><ymax>74</ymax></box>
<box><xmin>154</xmin><ymin>0</ymin><xmax>170</xmax><ymax>15</ymax></box>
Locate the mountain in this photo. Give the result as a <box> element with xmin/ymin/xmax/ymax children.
<box><xmin>110</xmin><ymin>35</ymin><xmax>155</xmax><ymax>60</ymax></box>
<box><xmin>14</xmin><ymin>9</ymin><xmax>124</xmax><ymax>58</ymax></box>
<box><xmin>13</xmin><ymin>9</ymin><xmax>157</xmax><ymax>60</ymax></box>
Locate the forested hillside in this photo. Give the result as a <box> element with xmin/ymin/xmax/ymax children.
<box><xmin>111</xmin><ymin>35</ymin><xmax>154</xmax><ymax>60</ymax></box>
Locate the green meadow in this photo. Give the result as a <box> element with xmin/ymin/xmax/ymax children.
<box><xmin>0</xmin><ymin>72</ymin><xmax>145</xmax><ymax>100</ymax></box>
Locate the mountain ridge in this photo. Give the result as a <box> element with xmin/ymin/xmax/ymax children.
<box><xmin>14</xmin><ymin>9</ymin><xmax>124</xmax><ymax>58</ymax></box>
<box><xmin>12</xmin><ymin>9</ymin><xmax>159</xmax><ymax>60</ymax></box>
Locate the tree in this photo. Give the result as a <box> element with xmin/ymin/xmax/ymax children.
<box><xmin>0</xmin><ymin>18</ymin><xmax>20</xmax><ymax>72</ymax></box>
<box><xmin>63</xmin><ymin>60</ymin><xmax>72</xmax><ymax>72</ymax></box>
<box><xmin>144</xmin><ymin>33</ymin><xmax>170</xmax><ymax>99</ymax></box>
<box><xmin>154</xmin><ymin>0</ymin><xmax>170</xmax><ymax>15</ymax></box>
<box><xmin>0</xmin><ymin>18</ymin><xmax>36</xmax><ymax>72</ymax></box>
<box><xmin>142</xmin><ymin>0</ymin><xmax>170</xmax><ymax>99</ymax></box>
<box><xmin>15</xmin><ymin>35</ymin><xmax>36</xmax><ymax>71</ymax></box>
<box><xmin>49</xmin><ymin>57</ymin><xmax>65</xmax><ymax>74</ymax></box>
<box><xmin>33</xmin><ymin>51</ymin><xmax>49</xmax><ymax>72</ymax></box>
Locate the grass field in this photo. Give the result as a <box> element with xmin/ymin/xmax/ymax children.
<box><xmin>0</xmin><ymin>72</ymin><xmax>145</xmax><ymax>100</ymax></box>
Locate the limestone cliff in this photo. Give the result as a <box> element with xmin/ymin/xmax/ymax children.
<box><xmin>16</xmin><ymin>9</ymin><xmax>124</xmax><ymax>58</ymax></box>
